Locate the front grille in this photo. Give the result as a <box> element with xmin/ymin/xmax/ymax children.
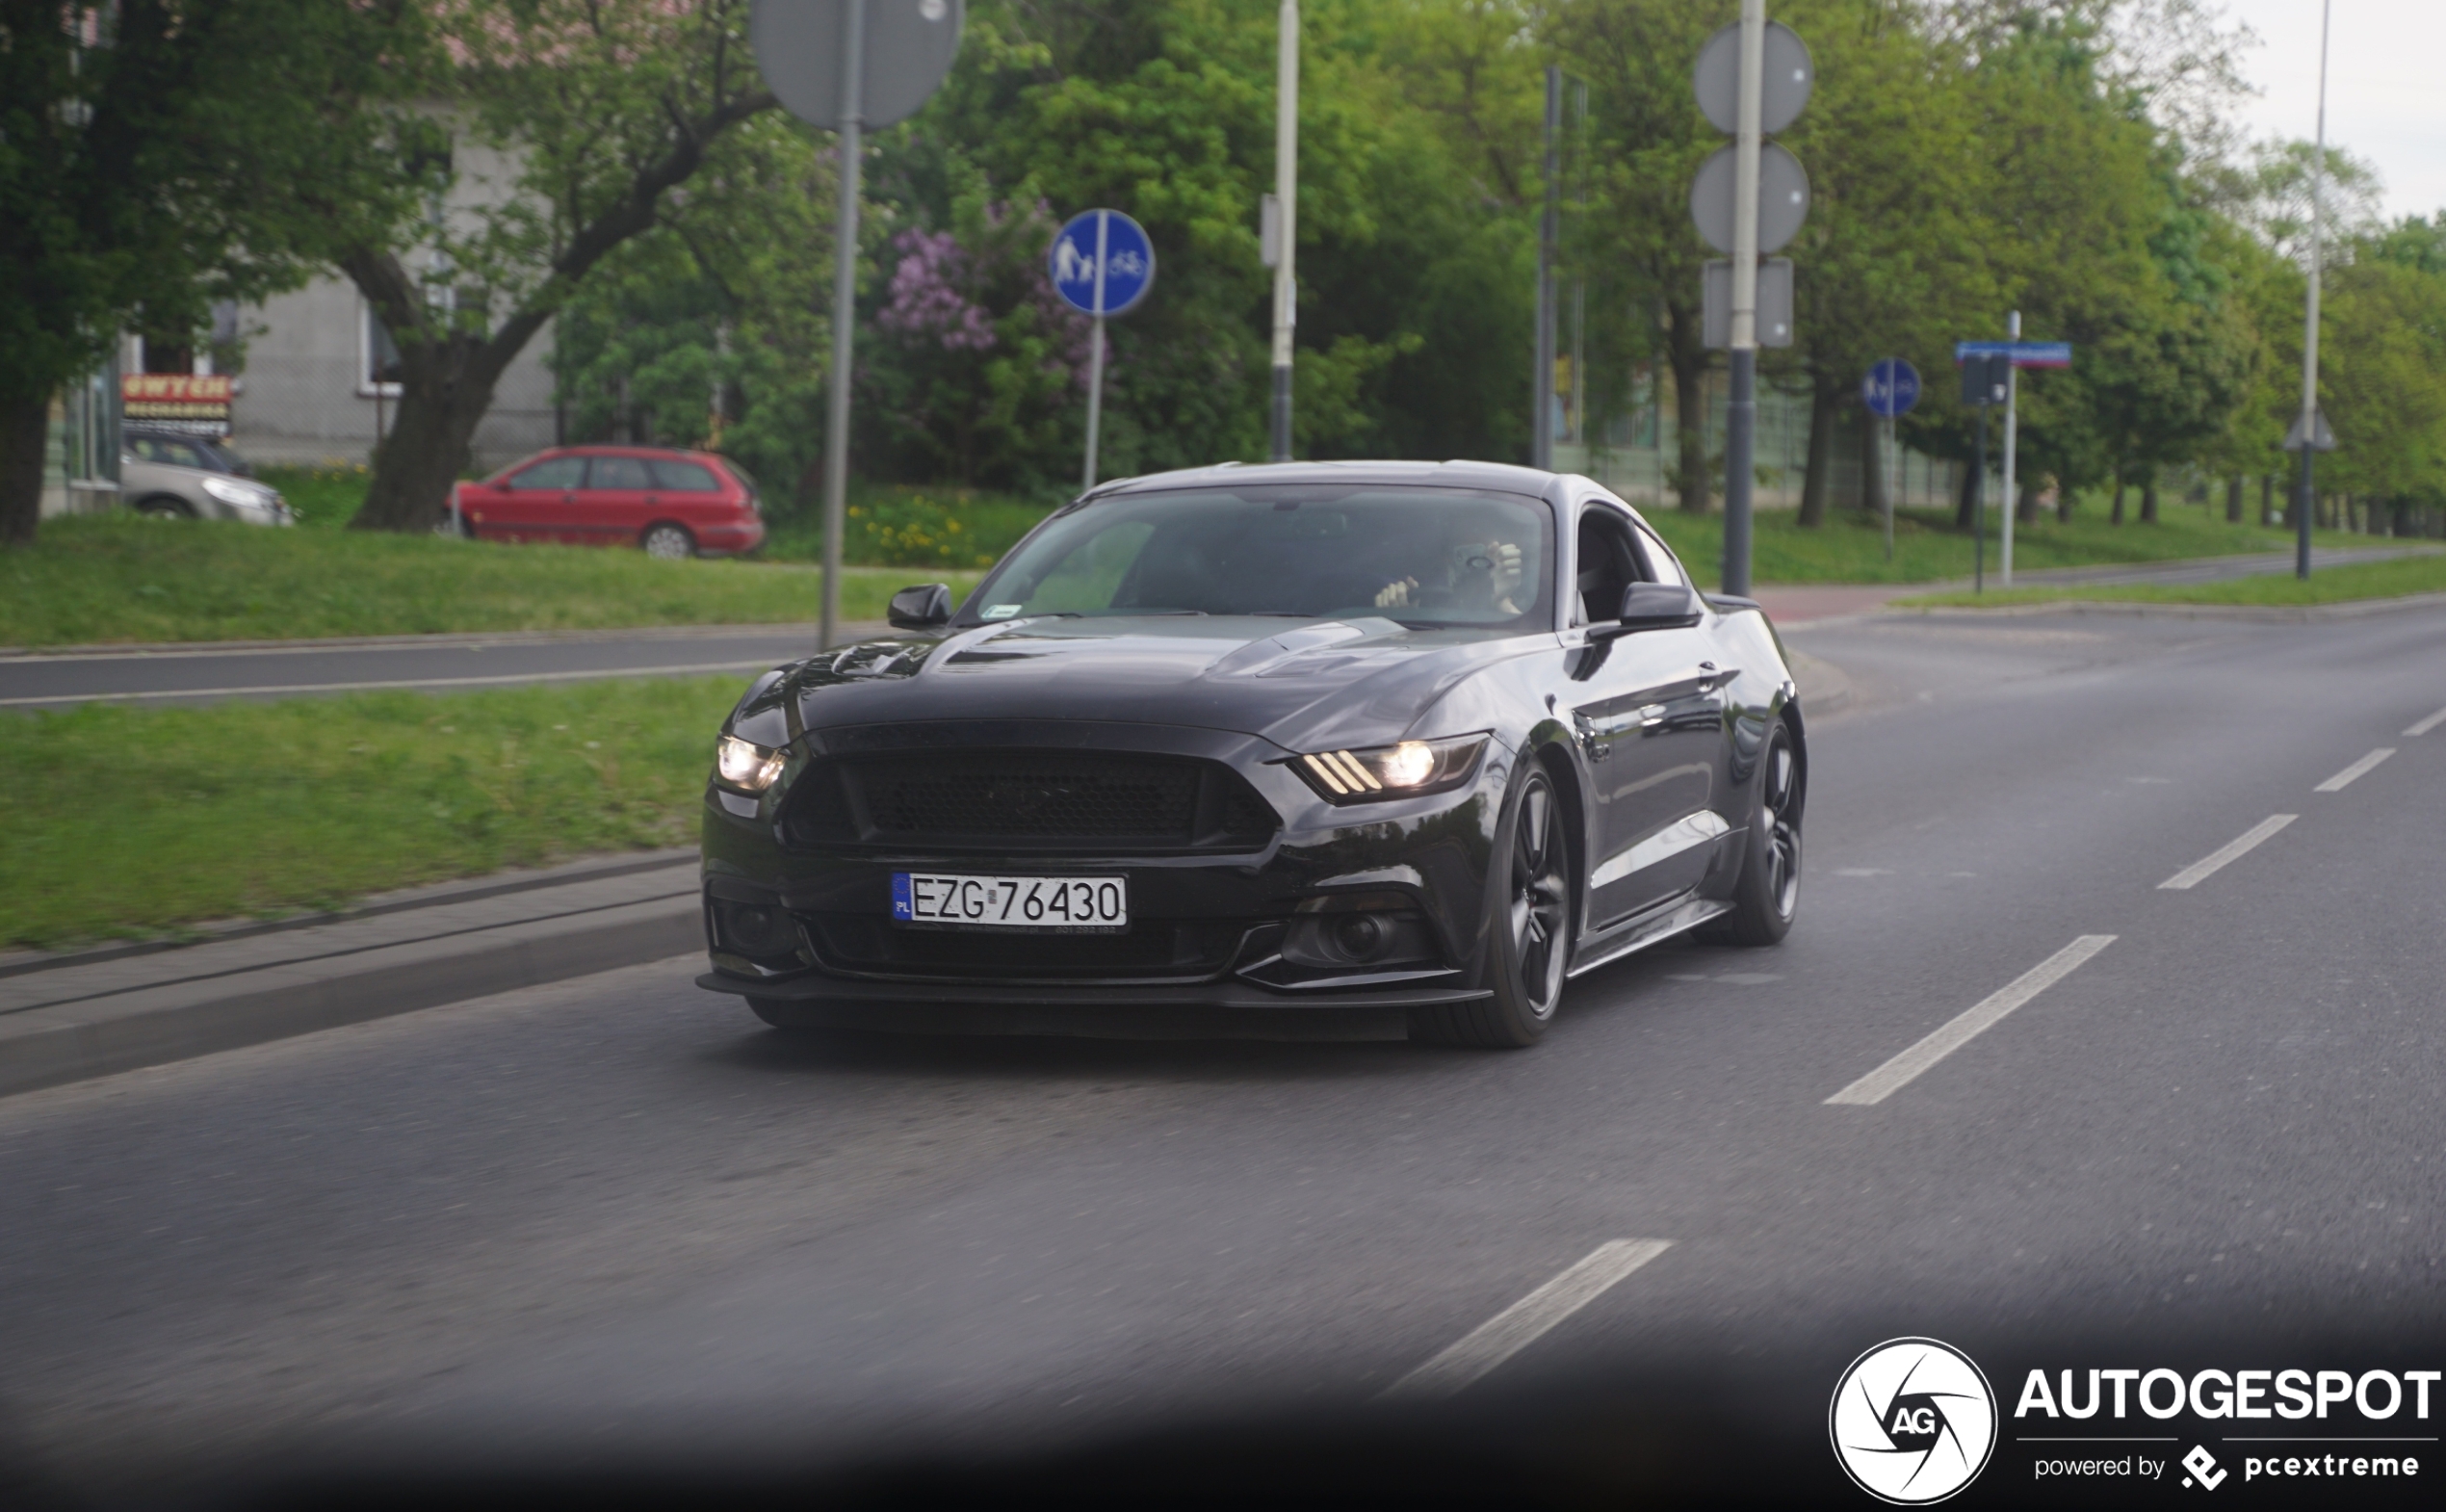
<box><xmin>805</xmin><ymin>913</ymin><xmax>1247</xmax><ymax>980</ymax></box>
<box><xmin>782</xmin><ymin>749</ymin><xmax>1279</xmax><ymax>853</ymax></box>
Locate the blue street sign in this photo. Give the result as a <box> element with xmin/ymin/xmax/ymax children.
<box><xmin>1049</xmin><ymin>210</ymin><xmax>1156</xmax><ymax>318</ymax></box>
<box><xmin>1862</xmin><ymin>357</ymin><xmax>1920</xmax><ymax>419</ymax></box>
<box><xmin>1954</xmin><ymin>340</ymin><xmax>2072</xmax><ymax>369</ymax></box>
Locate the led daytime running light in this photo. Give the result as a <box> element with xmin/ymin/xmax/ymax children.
<box><xmin>1294</xmin><ymin>734</ymin><xmax>1488</xmax><ymax>804</ymax></box>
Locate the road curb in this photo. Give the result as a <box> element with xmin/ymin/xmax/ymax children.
<box><xmin>0</xmin><ymin>895</ymin><xmax>701</xmax><ymax>1100</ymax></box>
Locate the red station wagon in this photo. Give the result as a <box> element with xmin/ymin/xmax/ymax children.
<box><xmin>454</xmin><ymin>445</ymin><xmax>766</xmax><ymax>559</ymax></box>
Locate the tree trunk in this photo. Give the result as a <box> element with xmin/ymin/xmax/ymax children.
<box><xmin>1953</xmin><ymin>453</ymin><xmax>1978</xmax><ymax>530</ymax></box>
<box><xmin>342</xmin><ymin>249</ymin><xmax>547</xmax><ymax>533</ymax></box>
<box><xmin>2261</xmin><ymin>473</ymin><xmax>2275</xmax><ymax>526</ymax></box>
<box><xmin>2111</xmin><ymin>465</ymin><xmax>2125</xmax><ymax>525</ymax></box>
<box><xmin>2139</xmin><ymin>473</ymin><xmax>2159</xmax><ymax>523</ymax></box>
<box><xmin>2225</xmin><ymin>476</ymin><xmax>2243</xmax><ymax>523</ymax></box>
<box><xmin>0</xmin><ymin>389</ymin><xmax>51</xmax><ymax>548</ymax></box>
<box><xmin>1663</xmin><ymin>301</ymin><xmax>1711</xmax><ymax>513</ymax></box>
<box><xmin>1796</xmin><ymin>372</ymin><xmax>1838</xmax><ymax>528</ymax></box>
<box><xmin>2017</xmin><ymin>474</ymin><xmax>2041</xmax><ymax>525</ymax></box>
<box><xmin>1857</xmin><ymin>404</ymin><xmax>1883</xmax><ymax>513</ymax></box>
<box><xmin>2057</xmin><ymin>475</ymin><xmax>2074</xmax><ymax>523</ymax></box>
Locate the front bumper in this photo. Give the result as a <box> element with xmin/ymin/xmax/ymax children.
<box><xmin>698</xmin><ymin>720</ymin><xmax>1510</xmax><ymax>1012</ymax></box>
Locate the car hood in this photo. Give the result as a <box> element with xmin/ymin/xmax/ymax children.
<box><xmin>737</xmin><ymin>615</ymin><xmax>1551</xmax><ymax>753</ymax></box>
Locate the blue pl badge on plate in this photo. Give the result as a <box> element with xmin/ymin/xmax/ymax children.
<box><xmin>891</xmin><ymin>872</ymin><xmax>915</xmax><ymax>921</ymax></box>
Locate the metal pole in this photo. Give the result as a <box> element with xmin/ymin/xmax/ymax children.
<box><xmin>2297</xmin><ymin>0</ymin><xmax>2330</xmax><ymax>580</ymax></box>
<box><xmin>1081</xmin><ymin>215</ymin><xmax>1109</xmax><ymax>491</ymax></box>
<box><xmin>1722</xmin><ymin>0</ymin><xmax>1764</xmax><ymax>597</ymax></box>
<box><xmin>2000</xmin><ymin>310</ymin><xmax>2019</xmax><ymax>587</ymax></box>
<box><xmin>1972</xmin><ymin>402</ymin><xmax>1987</xmax><ymax>594</ymax></box>
<box><xmin>1883</xmin><ymin>410</ymin><xmax>1895</xmax><ymax>562</ymax></box>
<box><xmin>1534</xmin><ymin>65</ymin><xmax>1559</xmax><ymax>471</ymax></box>
<box><xmin>1268</xmin><ymin>0</ymin><xmax>1298</xmax><ymax>462</ymax></box>
<box><xmin>820</xmin><ymin>0</ymin><xmax>868</xmax><ymax>650</ymax></box>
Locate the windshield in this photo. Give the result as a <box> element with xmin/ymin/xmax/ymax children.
<box><xmin>961</xmin><ymin>486</ymin><xmax>1554</xmax><ymax>630</ymax></box>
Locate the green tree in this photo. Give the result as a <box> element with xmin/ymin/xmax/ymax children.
<box><xmin>343</xmin><ymin>0</ymin><xmax>776</xmax><ymax>534</ymax></box>
<box><xmin>0</xmin><ymin>0</ymin><xmax>426</xmax><ymax>544</ymax></box>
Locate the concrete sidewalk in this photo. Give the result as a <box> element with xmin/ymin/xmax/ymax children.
<box><xmin>0</xmin><ymin>851</ymin><xmax>701</xmax><ymax>1098</ymax></box>
<box><xmin>1754</xmin><ymin>544</ymin><xmax>2434</xmax><ymax>625</ymax></box>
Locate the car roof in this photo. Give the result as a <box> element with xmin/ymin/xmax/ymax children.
<box><xmin>1086</xmin><ymin>458</ymin><xmax>1573</xmax><ymax>502</ymax></box>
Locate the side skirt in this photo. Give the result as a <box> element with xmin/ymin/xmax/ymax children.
<box><xmin>1565</xmin><ymin>893</ymin><xmax>1732</xmax><ymax>980</ymax></box>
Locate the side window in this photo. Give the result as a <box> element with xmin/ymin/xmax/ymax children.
<box><xmin>1631</xmin><ymin>522</ymin><xmax>1688</xmax><ymax>587</ymax></box>
<box><xmin>649</xmin><ymin>458</ymin><xmax>721</xmax><ymax>492</ymax></box>
<box><xmin>508</xmin><ymin>456</ymin><xmax>585</xmax><ymax>491</ymax></box>
<box><xmin>1572</xmin><ymin>505</ymin><xmax>1647</xmax><ymax>625</ymax></box>
<box><xmin>590</xmin><ymin>456</ymin><xmax>654</xmax><ymax>490</ymax></box>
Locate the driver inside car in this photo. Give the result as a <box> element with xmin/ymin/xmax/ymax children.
<box><xmin>1373</xmin><ymin>512</ymin><xmax>1529</xmax><ymax>617</ymax></box>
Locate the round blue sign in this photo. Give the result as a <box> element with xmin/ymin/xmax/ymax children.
<box><xmin>1049</xmin><ymin>210</ymin><xmax>1155</xmax><ymax>317</ymax></box>
<box><xmin>1862</xmin><ymin>357</ymin><xmax>1921</xmax><ymax>419</ymax></box>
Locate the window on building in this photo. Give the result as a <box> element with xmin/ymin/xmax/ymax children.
<box><xmin>361</xmin><ymin>304</ymin><xmax>404</xmax><ymax>395</ymax></box>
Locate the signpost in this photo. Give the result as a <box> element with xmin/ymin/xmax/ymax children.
<box><xmin>1861</xmin><ymin>357</ymin><xmax>1919</xmax><ymax>562</ymax></box>
<box><xmin>1269</xmin><ymin>0</ymin><xmax>1299</xmax><ymax>462</ymax></box>
<box><xmin>1690</xmin><ymin>6</ymin><xmax>1810</xmax><ymax>597</ymax></box>
<box><xmin>1955</xmin><ymin>336</ymin><xmax>2069</xmax><ymax>587</ymax></box>
<box><xmin>1048</xmin><ymin>209</ymin><xmax>1156</xmax><ymax>492</ymax></box>
<box><xmin>751</xmin><ymin>0</ymin><xmax>964</xmax><ymax>650</ymax></box>
<box><xmin>1958</xmin><ymin>352</ymin><xmax>2010</xmax><ymax>593</ymax></box>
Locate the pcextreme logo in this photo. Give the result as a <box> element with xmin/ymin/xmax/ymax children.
<box><xmin>1832</xmin><ymin>1337</ymin><xmax>1998</xmax><ymax>1504</ymax></box>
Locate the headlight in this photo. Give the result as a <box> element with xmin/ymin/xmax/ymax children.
<box><xmin>1291</xmin><ymin>732</ymin><xmax>1489</xmax><ymax>804</ymax></box>
<box><xmin>715</xmin><ymin>733</ymin><xmax>787</xmax><ymax>792</ymax></box>
<box><xmin>200</xmin><ymin>476</ymin><xmax>269</xmax><ymax>507</ymax></box>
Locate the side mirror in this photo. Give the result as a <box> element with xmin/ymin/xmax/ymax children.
<box><xmin>494</xmin><ymin>479</ymin><xmax>514</xmax><ymax>492</ymax></box>
<box><xmin>1594</xmin><ymin>582</ymin><xmax>1704</xmax><ymax>639</ymax></box>
<box><xmin>887</xmin><ymin>583</ymin><xmax>953</xmax><ymax>630</ymax></box>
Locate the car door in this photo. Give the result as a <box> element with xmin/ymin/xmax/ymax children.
<box><xmin>481</xmin><ymin>455</ymin><xmax>585</xmax><ymax>542</ymax></box>
<box><xmin>1565</xmin><ymin>501</ymin><xmax>1731</xmax><ymax>926</ymax></box>
<box><xmin>576</xmin><ymin>454</ymin><xmax>656</xmax><ymax>546</ymax></box>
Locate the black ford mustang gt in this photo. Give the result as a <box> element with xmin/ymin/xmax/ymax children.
<box><xmin>697</xmin><ymin>460</ymin><xmax>1805</xmax><ymax>1047</ymax></box>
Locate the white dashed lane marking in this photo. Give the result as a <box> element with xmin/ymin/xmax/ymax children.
<box><xmin>2158</xmin><ymin>815</ymin><xmax>2297</xmax><ymax>891</ymax></box>
<box><xmin>2314</xmin><ymin>747</ymin><xmax>2396</xmax><ymax>792</ymax></box>
<box><xmin>1379</xmin><ymin>1240</ymin><xmax>1674</xmax><ymax>1400</ymax></box>
<box><xmin>1826</xmin><ymin>935</ymin><xmax>2117</xmax><ymax>1107</ymax></box>
<box><xmin>2404</xmin><ymin>706</ymin><xmax>2446</xmax><ymax>738</ymax></box>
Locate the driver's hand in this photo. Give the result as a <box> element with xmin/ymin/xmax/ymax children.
<box><xmin>1490</xmin><ymin>542</ymin><xmax>1524</xmax><ymax>597</ymax></box>
<box><xmin>1374</xmin><ymin>577</ymin><xmax>1418</xmax><ymax>609</ymax></box>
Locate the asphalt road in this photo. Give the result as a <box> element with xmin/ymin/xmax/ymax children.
<box><xmin>3</xmin><ymin>604</ymin><xmax>2441</xmax><ymax>1497</ymax></box>
<box><xmin>0</xmin><ymin>623</ymin><xmax>865</xmax><ymax>710</ymax></box>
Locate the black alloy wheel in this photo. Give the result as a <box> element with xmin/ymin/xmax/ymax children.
<box><xmin>1702</xmin><ymin>719</ymin><xmax>1801</xmax><ymax>947</ymax></box>
<box><xmin>1413</xmin><ymin>763</ymin><xmax>1572</xmax><ymax>1048</ymax></box>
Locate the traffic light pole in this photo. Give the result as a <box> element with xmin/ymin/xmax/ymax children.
<box><xmin>1721</xmin><ymin>0</ymin><xmax>1764</xmax><ymax>599</ymax></box>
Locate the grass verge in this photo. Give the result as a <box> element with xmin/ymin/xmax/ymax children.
<box><xmin>1895</xmin><ymin>550</ymin><xmax>2446</xmax><ymax>609</ymax></box>
<box><xmin>0</xmin><ymin>679</ymin><xmax>746</xmax><ymax>951</ymax></box>
<box><xmin>1636</xmin><ymin>503</ymin><xmax>2355</xmax><ymax>587</ymax></box>
<box><xmin>1</xmin><ymin>513</ymin><xmax>985</xmax><ymax>647</ymax></box>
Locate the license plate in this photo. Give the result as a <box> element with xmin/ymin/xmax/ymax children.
<box><xmin>891</xmin><ymin>873</ymin><xmax>1129</xmax><ymax>932</ymax></box>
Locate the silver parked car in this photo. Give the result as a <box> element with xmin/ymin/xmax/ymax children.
<box><xmin>120</xmin><ymin>429</ymin><xmax>295</xmax><ymax>525</ymax></box>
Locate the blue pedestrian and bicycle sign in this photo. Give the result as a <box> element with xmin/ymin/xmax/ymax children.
<box><xmin>1049</xmin><ymin>210</ymin><xmax>1155</xmax><ymax>317</ymax></box>
<box><xmin>1861</xmin><ymin>357</ymin><xmax>1920</xmax><ymax>418</ymax></box>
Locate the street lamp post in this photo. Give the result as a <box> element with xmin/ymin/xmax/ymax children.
<box><xmin>2294</xmin><ymin>0</ymin><xmax>2331</xmax><ymax>579</ymax></box>
<box><xmin>1269</xmin><ymin>0</ymin><xmax>1298</xmax><ymax>462</ymax></box>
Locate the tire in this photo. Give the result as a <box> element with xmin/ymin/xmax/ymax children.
<box><xmin>641</xmin><ymin>523</ymin><xmax>696</xmax><ymax>560</ymax></box>
<box><xmin>135</xmin><ymin>497</ymin><xmax>192</xmax><ymax>519</ymax></box>
<box><xmin>1699</xmin><ymin>718</ymin><xmax>1801</xmax><ymax>947</ymax></box>
<box><xmin>1411</xmin><ymin>763</ymin><xmax>1573</xmax><ymax>1049</ymax></box>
